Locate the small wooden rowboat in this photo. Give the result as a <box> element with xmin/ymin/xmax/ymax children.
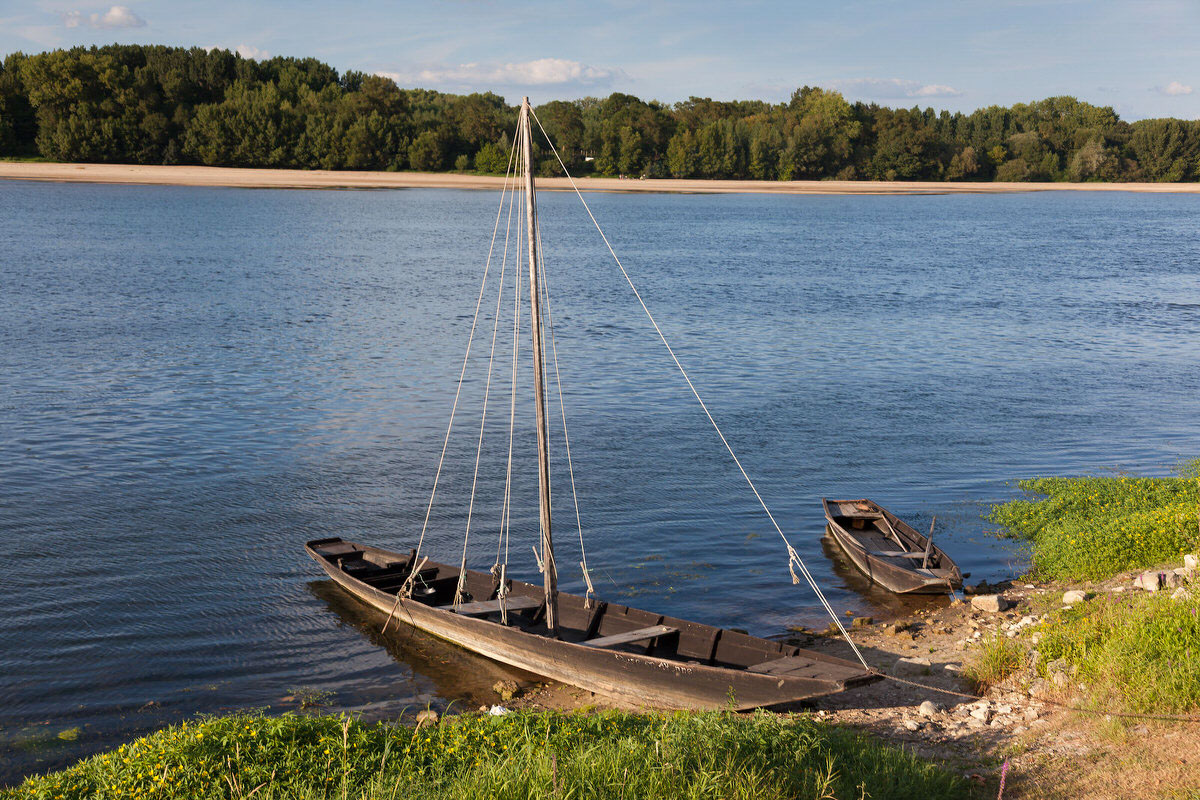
<box><xmin>306</xmin><ymin>537</ymin><xmax>878</xmax><ymax>710</ymax></box>
<box><xmin>821</xmin><ymin>498</ymin><xmax>962</xmax><ymax>594</ymax></box>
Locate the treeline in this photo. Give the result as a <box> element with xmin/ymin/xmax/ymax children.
<box><xmin>3</xmin><ymin>44</ymin><xmax>1200</xmax><ymax>182</ymax></box>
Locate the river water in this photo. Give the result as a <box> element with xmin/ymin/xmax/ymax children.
<box><xmin>2</xmin><ymin>182</ymin><xmax>1198</xmax><ymax>781</ymax></box>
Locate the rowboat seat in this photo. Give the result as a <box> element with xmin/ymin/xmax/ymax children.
<box><xmin>581</xmin><ymin>624</ymin><xmax>678</xmax><ymax>648</ymax></box>
<box><xmin>452</xmin><ymin>596</ymin><xmax>541</xmax><ymax>616</ymax></box>
<box><xmin>868</xmin><ymin>550</ymin><xmax>926</xmax><ymax>559</ymax></box>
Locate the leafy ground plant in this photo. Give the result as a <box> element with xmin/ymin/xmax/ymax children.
<box><xmin>989</xmin><ymin>459</ymin><xmax>1200</xmax><ymax>581</ymax></box>
<box><xmin>5</xmin><ymin>710</ymin><xmax>974</xmax><ymax>800</ymax></box>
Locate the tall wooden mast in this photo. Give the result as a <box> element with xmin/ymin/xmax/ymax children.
<box><xmin>521</xmin><ymin>96</ymin><xmax>558</xmax><ymax>633</ymax></box>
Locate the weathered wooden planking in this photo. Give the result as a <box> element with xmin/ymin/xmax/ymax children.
<box><xmin>581</xmin><ymin>624</ymin><xmax>679</xmax><ymax>649</ymax></box>
<box><xmin>453</xmin><ymin>596</ymin><xmax>541</xmax><ymax>617</ymax></box>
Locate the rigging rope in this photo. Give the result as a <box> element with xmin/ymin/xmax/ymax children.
<box><xmin>535</xmin><ymin>220</ymin><xmax>595</xmax><ymax>608</ymax></box>
<box><xmin>493</xmin><ymin>147</ymin><xmax>525</xmax><ymax>625</ymax></box>
<box><xmin>399</xmin><ymin>125</ymin><xmax>520</xmax><ymax>600</ymax></box>
<box><xmin>529</xmin><ymin>108</ymin><xmax>868</xmax><ymax>669</ymax></box>
<box><xmin>453</xmin><ymin>157</ymin><xmax>519</xmax><ymax>609</ymax></box>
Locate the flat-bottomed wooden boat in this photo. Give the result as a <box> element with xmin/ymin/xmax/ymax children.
<box><xmin>822</xmin><ymin>498</ymin><xmax>962</xmax><ymax>594</ymax></box>
<box><xmin>307</xmin><ymin>538</ymin><xmax>877</xmax><ymax>710</ymax></box>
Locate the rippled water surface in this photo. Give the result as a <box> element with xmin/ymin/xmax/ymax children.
<box><xmin>2</xmin><ymin>182</ymin><xmax>1199</xmax><ymax>780</ymax></box>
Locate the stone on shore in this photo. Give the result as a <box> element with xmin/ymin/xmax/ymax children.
<box><xmin>492</xmin><ymin>680</ymin><xmax>519</xmax><ymax>701</ymax></box>
<box><xmin>851</xmin><ymin>616</ymin><xmax>874</xmax><ymax>629</ymax></box>
<box><xmin>918</xmin><ymin>700</ymin><xmax>941</xmax><ymax>717</ymax></box>
<box><xmin>415</xmin><ymin>709</ymin><xmax>440</xmax><ymax>726</ymax></box>
<box><xmin>1062</xmin><ymin>590</ymin><xmax>1087</xmax><ymax>604</ymax></box>
<box><xmin>1185</xmin><ymin>554</ymin><xmax>1199</xmax><ymax>570</ymax></box>
<box><xmin>890</xmin><ymin>656</ymin><xmax>932</xmax><ymax>677</ymax></box>
<box><xmin>971</xmin><ymin>594</ymin><xmax>1011</xmax><ymax>612</ymax></box>
<box><xmin>1134</xmin><ymin>571</ymin><xmax>1162</xmax><ymax>592</ymax></box>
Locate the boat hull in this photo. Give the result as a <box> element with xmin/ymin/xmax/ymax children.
<box><xmin>822</xmin><ymin>499</ymin><xmax>963</xmax><ymax>595</ymax></box>
<box><xmin>307</xmin><ymin>538</ymin><xmax>877</xmax><ymax>711</ymax></box>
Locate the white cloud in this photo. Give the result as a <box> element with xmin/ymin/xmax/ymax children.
<box><xmin>378</xmin><ymin>58</ymin><xmax>620</xmax><ymax>89</ymax></box>
<box><xmin>63</xmin><ymin>5</ymin><xmax>146</xmax><ymax>29</ymax></box>
<box><xmin>235</xmin><ymin>44</ymin><xmax>270</xmax><ymax>60</ymax></box>
<box><xmin>830</xmin><ymin>78</ymin><xmax>962</xmax><ymax>100</ymax></box>
<box><xmin>1159</xmin><ymin>81</ymin><xmax>1193</xmax><ymax>96</ymax></box>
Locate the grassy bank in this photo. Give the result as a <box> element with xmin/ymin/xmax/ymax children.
<box><xmin>5</xmin><ymin>710</ymin><xmax>972</xmax><ymax>800</ymax></box>
<box><xmin>989</xmin><ymin>460</ymin><xmax>1200</xmax><ymax>581</ymax></box>
<box><xmin>1035</xmin><ymin>591</ymin><xmax>1200</xmax><ymax>713</ymax></box>
<box><xmin>987</xmin><ymin>460</ymin><xmax>1200</xmax><ymax>715</ymax></box>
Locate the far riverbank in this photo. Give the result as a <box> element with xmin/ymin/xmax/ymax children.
<box><xmin>5</xmin><ymin>161</ymin><xmax>1200</xmax><ymax>194</ymax></box>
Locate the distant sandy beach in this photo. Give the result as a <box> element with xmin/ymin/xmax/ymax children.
<box><xmin>4</xmin><ymin>161</ymin><xmax>1200</xmax><ymax>194</ymax></box>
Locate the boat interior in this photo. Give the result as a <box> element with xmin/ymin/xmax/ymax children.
<box><xmin>824</xmin><ymin>500</ymin><xmax>949</xmax><ymax>570</ymax></box>
<box><xmin>309</xmin><ymin>537</ymin><xmax>869</xmax><ymax>684</ymax></box>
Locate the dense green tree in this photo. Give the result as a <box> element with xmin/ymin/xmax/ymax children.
<box><xmin>5</xmin><ymin>44</ymin><xmax>1200</xmax><ymax>183</ymax></box>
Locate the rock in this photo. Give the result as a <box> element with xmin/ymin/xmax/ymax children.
<box><xmin>971</xmin><ymin>594</ymin><xmax>1011</xmax><ymax>613</ymax></box>
<box><xmin>883</xmin><ymin>621</ymin><xmax>910</xmax><ymax>636</ymax></box>
<box><xmin>944</xmin><ymin>662</ymin><xmax>964</xmax><ymax>674</ymax></box>
<box><xmin>487</xmin><ymin>705</ymin><xmax>511</xmax><ymax>716</ymax></box>
<box><xmin>903</xmin><ymin>720</ymin><xmax>921</xmax><ymax>731</ymax></box>
<box><xmin>1134</xmin><ymin>571</ymin><xmax>1162</xmax><ymax>592</ymax></box>
<box><xmin>415</xmin><ymin>709</ymin><xmax>440</xmax><ymax>726</ymax></box>
<box><xmin>997</xmin><ymin>704</ymin><xmax>1013</xmax><ymax>714</ymax></box>
<box><xmin>492</xmin><ymin>680</ymin><xmax>519</xmax><ymax>701</ymax></box>
<box><xmin>851</xmin><ymin>616</ymin><xmax>873</xmax><ymax>629</ymax></box>
<box><xmin>890</xmin><ymin>656</ymin><xmax>932</xmax><ymax>677</ymax></box>
<box><xmin>969</xmin><ymin>704</ymin><xmax>992</xmax><ymax>722</ymax></box>
<box><xmin>1024</xmin><ymin>706</ymin><xmax>1040</xmax><ymax>721</ymax></box>
<box><xmin>918</xmin><ymin>700</ymin><xmax>941</xmax><ymax>717</ymax></box>
<box><xmin>1171</xmin><ymin>587</ymin><xmax>1191</xmax><ymax>600</ymax></box>
<box><xmin>1051</xmin><ymin>670</ymin><xmax>1069</xmax><ymax>688</ymax></box>
<box><xmin>1185</xmin><ymin>554</ymin><xmax>1199</xmax><ymax>570</ymax></box>
<box><xmin>966</xmin><ymin>718</ymin><xmax>987</xmax><ymax>730</ymax></box>
<box><xmin>1110</xmin><ymin>586</ymin><xmax>1125</xmax><ymax>593</ymax></box>
<box><xmin>1062</xmin><ymin>590</ymin><xmax>1087</xmax><ymax>604</ymax></box>
<box><xmin>1164</xmin><ymin>572</ymin><xmax>1183</xmax><ymax>589</ymax></box>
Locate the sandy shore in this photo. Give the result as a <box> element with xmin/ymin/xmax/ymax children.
<box><xmin>4</xmin><ymin>161</ymin><xmax>1200</xmax><ymax>194</ymax></box>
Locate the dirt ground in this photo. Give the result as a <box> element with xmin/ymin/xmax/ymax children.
<box><xmin>5</xmin><ymin>161</ymin><xmax>1200</xmax><ymax>195</ymax></box>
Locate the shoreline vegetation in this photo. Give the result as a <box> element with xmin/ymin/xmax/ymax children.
<box><xmin>4</xmin><ymin>710</ymin><xmax>972</xmax><ymax>800</ymax></box>
<box><xmin>7</xmin><ymin>162</ymin><xmax>1200</xmax><ymax>194</ymax></box>
<box><xmin>4</xmin><ymin>46</ymin><xmax>1200</xmax><ymax>186</ymax></box>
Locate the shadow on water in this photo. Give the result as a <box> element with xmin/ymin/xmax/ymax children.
<box><xmin>818</xmin><ymin>532</ymin><xmax>954</xmax><ymax>621</ymax></box>
<box><xmin>305</xmin><ymin>580</ymin><xmax>540</xmax><ymax>712</ymax></box>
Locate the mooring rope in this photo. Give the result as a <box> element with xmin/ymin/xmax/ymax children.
<box><xmin>529</xmin><ymin>108</ymin><xmax>869</xmax><ymax>669</ymax></box>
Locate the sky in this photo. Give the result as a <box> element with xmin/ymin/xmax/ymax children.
<box><xmin>1</xmin><ymin>0</ymin><xmax>1197</xmax><ymax>120</ymax></box>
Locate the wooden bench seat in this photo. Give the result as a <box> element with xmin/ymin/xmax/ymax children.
<box><xmin>581</xmin><ymin>624</ymin><xmax>678</xmax><ymax>649</ymax></box>
<box><xmin>452</xmin><ymin>596</ymin><xmax>542</xmax><ymax>617</ymax></box>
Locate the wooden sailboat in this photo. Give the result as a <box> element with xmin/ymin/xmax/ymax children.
<box><xmin>306</xmin><ymin>98</ymin><xmax>876</xmax><ymax>710</ymax></box>
<box><xmin>822</xmin><ymin>498</ymin><xmax>963</xmax><ymax>594</ymax></box>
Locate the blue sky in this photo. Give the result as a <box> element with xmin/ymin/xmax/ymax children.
<box><xmin>2</xmin><ymin>0</ymin><xmax>1197</xmax><ymax>120</ymax></box>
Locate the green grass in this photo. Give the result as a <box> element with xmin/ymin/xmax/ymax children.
<box><xmin>964</xmin><ymin>633</ymin><xmax>1025</xmax><ymax>693</ymax></box>
<box><xmin>988</xmin><ymin>459</ymin><xmax>1200</xmax><ymax>581</ymax></box>
<box><xmin>1034</xmin><ymin>591</ymin><xmax>1200</xmax><ymax>714</ymax></box>
<box><xmin>4</xmin><ymin>710</ymin><xmax>973</xmax><ymax>800</ymax></box>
